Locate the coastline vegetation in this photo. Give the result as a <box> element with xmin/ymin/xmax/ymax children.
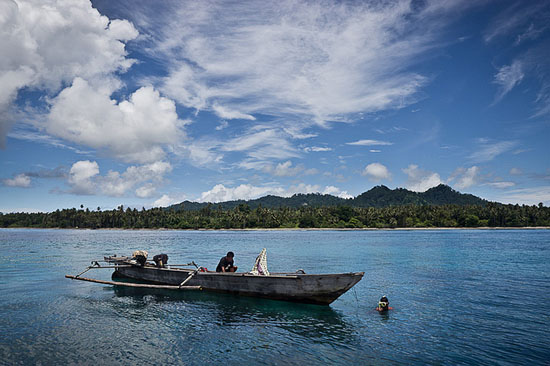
<box><xmin>1</xmin><ymin>202</ymin><xmax>548</xmax><ymax>229</ymax></box>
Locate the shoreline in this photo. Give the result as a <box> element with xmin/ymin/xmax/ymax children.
<box><xmin>2</xmin><ymin>226</ymin><xmax>549</xmax><ymax>231</ymax></box>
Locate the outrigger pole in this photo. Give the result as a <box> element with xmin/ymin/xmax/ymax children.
<box><xmin>66</xmin><ymin>260</ymin><xmax>201</xmax><ymax>290</ymax></box>
<box><xmin>65</xmin><ymin>275</ymin><xmax>201</xmax><ymax>290</ymax></box>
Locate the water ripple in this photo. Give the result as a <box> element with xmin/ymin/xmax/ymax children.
<box><xmin>1</xmin><ymin>228</ymin><xmax>549</xmax><ymax>365</ymax></box>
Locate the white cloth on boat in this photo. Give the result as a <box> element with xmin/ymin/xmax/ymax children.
<box><xmin>132</xmin><ymin>250</ymin><xmax>148</xmax><ymax>259</ymax></box>
<box><xmin>250</xmin><ymin>248</ymin><xmax>269</xmax><ymax>276</ymax></box>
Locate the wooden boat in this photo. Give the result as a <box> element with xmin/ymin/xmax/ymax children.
<box><xmin>67</xmin><ymin>254</ymin><xmax>364</xmax><ymax>305</ymax></box>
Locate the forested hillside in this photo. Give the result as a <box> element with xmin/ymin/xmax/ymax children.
<box><xmin>168</xmin><ymin>184</ymin><xmax>487</xmax><ymax>211</ymax></box>
<box><xmin>1</xmin><ymin>202</ymin><xmax>548</xmax><ymax>229</ymax></box>
<box><xmin>2</xmin><ymin>184</ymin><xmax>546</xmax><ymax>229</ymax></box>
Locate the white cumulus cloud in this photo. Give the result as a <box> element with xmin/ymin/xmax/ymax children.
<box><xmin>362</xmin><ymin>163</ymin><xmax>391</xmax><ymax>181</ymax></box>
<box><xmin>67</xmin><ymin>160</ymin><xmax>172</xmax><ymax>197</ymax></box>
<box><xmin>153</xmin><ymin>193</ymin><xmax>187</xmax><ymax>207</ymax></box>
<box><xmin>68</xmin><ymin>160</ymin><xmax>99</xmax><ymax>195</ymax></box>
<box><xmin>135</xmin><ymin>183</ymin><xmax>157</xmax><ymax>198</ymax></box>
<box><xmin>402</xmin><ymin>164</ymin><xmax>442</xmax><ymax>192</ymax></box>
<box><xmin>199</xmin><ymin>184</ymin><xmax>281</xmax><ymax>203</ymax></box>
<box><xmin>47</xmin><ymin>78</ymin><xmax>186</xmax><ymax>164</ymax></box>
<box><xmin>0</xmin><ymin>0</ymin><xmax>138</xmax><ymax>146</ymax></box>
<box><xmin>198</xmin><ymin>183</ymin><xmax>352</xmax><ymax>202</ymax></box>
<box><xmin>2</xmin><ymin>173</ymin><xmax>31</xmax><ymax>188</ymax></box>
<box><xmin>321</xmin><ymin>186</ymin><xmax>352</xmax><ymax>199</ymax></box>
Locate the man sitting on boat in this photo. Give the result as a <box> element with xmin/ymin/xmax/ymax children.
<box><xmin>216</xmin><ymin>251</ymin><xmax>238</xmax><ymax>272</ymax></box>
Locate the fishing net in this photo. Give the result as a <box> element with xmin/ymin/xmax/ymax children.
<box><xmin>250</xmin><ymin>248</ymin><xmax>269</xmax><ymax>276</ymax></box>
<box><xmin>132</xmin><ymin>250</ymin><xmax>148</xmax><ymax>259</ymax></box>
<box><xmin>132</xmin><ymin>250</ymin><xmax>148</xmax><ymax>266</ymax></box>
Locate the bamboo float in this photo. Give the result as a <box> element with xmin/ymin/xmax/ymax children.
<box><xmin>179</xmin><ymin>269</ymin><xmax>198</xmax><ymax>287</ymax></box>
<box><xmin>65</xmin><ymin>275</ymin><xmax>201</xmax><ymax>290</ymax></box>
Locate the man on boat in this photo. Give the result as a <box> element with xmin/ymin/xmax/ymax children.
<box><xmin>216</xmin><ymin>251</ymin><xmax>238</xmax><ymax>272</ymax></box>
<box><xmin>153</xmin><ymin>254</ymin><xmax>168</xmax><ymax>268</ymax></box>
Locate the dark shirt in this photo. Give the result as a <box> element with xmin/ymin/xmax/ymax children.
<box><xmin>153</xmin><ymin>254</ymin><xmax>168</xmax><ymax>267</ymax></box>
<box><xmin>216</xmin><ymin>256</ymin><xmax>234</xmax><ymax>272</ymax></box>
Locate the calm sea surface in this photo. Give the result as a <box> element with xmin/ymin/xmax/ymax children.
<box><xmin>0</xmin><ymin>228</ymin><xmax>548</xmax><ymax>365</ymax></box>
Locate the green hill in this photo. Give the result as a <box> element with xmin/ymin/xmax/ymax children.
<box><xmin>167</xmin><ymin>184</ymin><xmax>488</xmax><ymax>211</ymax></box>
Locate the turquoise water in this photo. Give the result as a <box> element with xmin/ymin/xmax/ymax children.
<box><xmin>0</xmin><ymin>229</ymin><xmax>548</xmax><ymax>365</ymax></box>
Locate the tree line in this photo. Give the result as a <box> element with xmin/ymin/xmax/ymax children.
<box><xmin>1</xmin><ymin>202</ymin><xmax>549</xmax><ymax>229</ymax></box>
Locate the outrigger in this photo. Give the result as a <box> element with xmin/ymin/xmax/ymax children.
<box><xmin>66</xmin><ymin>249</ymin><xmax>364</xmax><ymax>305</ymax></box>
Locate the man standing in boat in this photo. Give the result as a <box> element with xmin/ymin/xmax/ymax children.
<box><xmin>216</xmin><ymin>251</ymin><xmax>238</xmax><ymax>272</ymax></box>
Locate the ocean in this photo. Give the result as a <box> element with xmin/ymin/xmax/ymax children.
<box><xmin>0</xmin><ymin>228</ymin><xmax>548</xmax><ymax>365</ymax></box>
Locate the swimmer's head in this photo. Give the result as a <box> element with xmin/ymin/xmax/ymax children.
<box><xmin>378</xmin><ymin>295</ymin><xmax>389</xmax><ymax>310</ymax></box>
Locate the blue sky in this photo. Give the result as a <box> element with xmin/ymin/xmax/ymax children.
<box><xmin>1</xmin><ymin>0</ymin><xmax>550</xmax><ymax>212</ymax></box>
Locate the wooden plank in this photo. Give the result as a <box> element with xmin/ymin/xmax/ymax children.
<box><xmin>65</xmin><ymin>275</ymin><xmax>201</xmax><ymax>290</ymax></box>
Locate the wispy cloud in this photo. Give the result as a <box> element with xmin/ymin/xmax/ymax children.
<box><xmin>119</xmin><ymin>0</ymin><xmax>478</xmax><ymax>150</ymax></box>
<box><xmin>468</xmin><ymin>140</ymin><xmax>518</xmax><ymax>163</ymax></box>
<box><xmin>493</xmin><ymin>60</ymin><xmax>524</xmax><ymax>102</ymax></box>
<box><xmin>486</xmin><ymin>181</ymin><xmax>515</xmax><ymax>189</ymax></box>
<box><xmin>493</xmin><ymin>186</ymin><xmax>550</xmax><ymax>205</ymax></box>
<box><xmin>484</xmin><ymin>2</ymin><xmax>549</xmax><ymax>43</ymax></box>
<box><xmin>221</xmin><ymin>128</ymin><xmax>299</xmax><ymax>162</ymax></box>
<box><xmin>304</xmin><ymin>146</ymin><xmax>332</xmax><ymax>153</ymax></box>
<box><xmin>448</xmin><ymin>166</ymin><xmax>480</xmax><ymax>189</ymax></box>
<box><xmin>485</xmin><ymin>2</ymin><xmax>550</xmax><ymax>116</ymax></box>
<box><xmin>529</xmin><ymin>169</ymin><xmax>550</xmax><ymax>182</ymax></box>
<box><xmin>346</xmin><ymin>139</ymin><xmax>393</xmax><ymax>146</ymax></box>
<box><xmin>375</xmin><ymin>126</ymin><xmax>408</xmax><ymax>134</ymax></box>
<box><xmin>24</xmin><ymin>166</ymin><xmax>67</xmax><ymax>179</ymax></box>
<box><xmin>8</xmin><ymin>129</ymin><xmax>92</xmax><ymax>155</ymax></box>
<box><xmin>212</xmin><ymin>104</ymin><xmax>255</xmax><ymax>121</ymax></box>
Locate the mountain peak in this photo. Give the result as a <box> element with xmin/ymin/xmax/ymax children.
<box><xmin>425</xmin><ymin>184</ymin><xmax>455</xmax><ymax>193</ymax></box>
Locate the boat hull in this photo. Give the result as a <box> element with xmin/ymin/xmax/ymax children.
<box><xmin>114</xmin><ymin>266</ymin><xmax>363</xmax><ymax>305</ymax></box>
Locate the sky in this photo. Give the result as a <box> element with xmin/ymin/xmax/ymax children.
<box><xmin>1</xmin><ymin>0</ymin><xmax>550</xmax><ymax>213</ymax></box>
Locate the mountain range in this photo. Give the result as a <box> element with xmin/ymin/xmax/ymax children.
<box><xmin>167</xmin><ymin>184</ymin><xmax>489</xmax><ymax>211</ymax></box>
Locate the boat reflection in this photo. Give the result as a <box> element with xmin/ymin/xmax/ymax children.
<box><xmin>110</xmin><ymin>285</ymin><xmax>355</xmax><ymax>343</ymax></box>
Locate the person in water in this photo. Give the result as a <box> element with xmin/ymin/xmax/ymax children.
<box><xmin>216</xmin><ymin>251</ymin><xmax>238</xmax><ymax>272</ymax></box>
<box><xmin>376</xmin><ymin>296</ymin><xmax>393</xmax><ymax>311</ymax></box>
